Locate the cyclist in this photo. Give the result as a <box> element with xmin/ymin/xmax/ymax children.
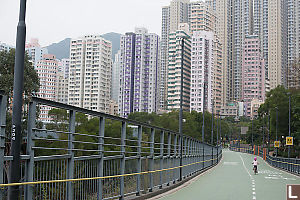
<box><xmin>252</xmin><ymin>157</ymin><xmax>258</xmax><ymax>174</ymax></box>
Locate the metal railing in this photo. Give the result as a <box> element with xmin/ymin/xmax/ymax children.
<box><xmin>0</xmin><ymin>94</ymin><xmax>222</xmax><ymax>200</ymax></box>
<box><xmin>230</xmin><ymin>145</ymin><xmax>300</xmax><ymax>175</ymax></box>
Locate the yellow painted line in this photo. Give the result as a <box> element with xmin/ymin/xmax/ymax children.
<box><xmin>0</xmin><ymin>156</ymin><xmax>222</xmax><ymax>188</ymax></box>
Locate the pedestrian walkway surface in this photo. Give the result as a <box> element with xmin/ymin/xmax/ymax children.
<box><xmin>157</xmin><ymin>149</ymin><xmax>300</xmax><ymax>200</ymax></box>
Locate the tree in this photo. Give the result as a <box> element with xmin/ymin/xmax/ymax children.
<box><xmin>0</xmin><ymin>49</ymin><xmax>40</xmax><ymax>101</ymax></box>
<box><xmin>0</xmin><ymin>49</ymin><xmax>40</xmax><ymax>184</ymax></box>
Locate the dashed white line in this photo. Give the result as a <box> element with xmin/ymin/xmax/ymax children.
<box><xmin>239</xmin><ymin>154</ymin><xmax>257</xmax><ymax>200</ymax></box>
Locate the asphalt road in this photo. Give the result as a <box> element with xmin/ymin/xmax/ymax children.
<box><xmin>157</xmin><ymin>149</ymin><xmax>300</xmax><ymax>200</ymax></box>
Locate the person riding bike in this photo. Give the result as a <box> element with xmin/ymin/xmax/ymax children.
<box><xmin>252</xmin><ymin>157</ymin><xmax>258</xmax><ymax>174</ymax></box>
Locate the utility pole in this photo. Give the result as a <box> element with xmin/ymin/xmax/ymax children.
<box><xmin>202</xmin><ymin>82</ymin><xmax>205</xmax><ymax>143</ymax></box>
<box><xmin>288</xmin><ymin>93</ymin><xmax>291</xmax><ymax>158</ymax></box>
<box><xmin>211</xmin><ymin>101</ymin><xmax>214</xmax><ymax>145</ymax></box>
<box><xmin>275</xmin><ymin>107</ymin><xmax>278</xmax><ymax>156</ymax></box>
<box><xmin>179</xmin><ymin>38</ymin><xmax>184</xmax><ymax>181</ymax></box>
<box><xmin>8</xmin><ymin>0</ymin><xmax>27</xmax><ymax>199</ymax></box>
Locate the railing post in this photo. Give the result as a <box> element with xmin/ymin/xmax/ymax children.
<box><xmin>0</xmin><ymin>94</ymin><xmax>7</xmax><ymax>199</ymax></box>
<box><xmin>159</xmin><ymin>131</ymin><xmax>164</xmax><ymax>189</ymax></box>
<box><xmin>187</xmin><ymin>138</ymin><xmax>191</xmax><ymax>176</ymax></box>
<box><xmin>136</xmin><ymin>125</ymin><xmax>142</xmax><ymax>196</ymax></box>
<box><xmin>173</xmin><ymin>134</ymin><xmax>177</xmax><ymax>184</ymax></box>
<box><xmin>211</xmin><ymin>146</ymin><xmax>213</xmax><ymax>166</ymax></box>
<box><xmin>167</xmin><ymin>133</ymin><xmax>171</xmax><ymax>185</ymax></box>
<box><xmin>202</xmin><ymin>144</ymin><xmax>205</xmax><ymax>170</ymax></box>
<box><xmin>67</xmin><ymin>110</ymin><xmax>75</xmax><ymax>200</ymax></box>
<box><xmin>149</xmin><ymin>128</ymin><xmax>155</xmax><ymax>192</ymax></box>
<box><xmin>217</xmin><ymin>146</ymin><xmax>219</xmax><ymax>163</ymax></box>
<box><xmin>120</xmin><ymin>121</ymin><xmax>126</xmax><ymax>200</ymax></box>
<box><xmin>184</xmin><ymin>137</ymin><xmax>188</xmax><ymax>178</ymax></box>
<box><xmin>97</xmin><ymin>117</ymin><xmax>105</xmax><ymax>200</ymax></box>
<box><xmin>25</xmin><ymin>101</ymin><xmax>36</xmax><ymax>200</ymax></box>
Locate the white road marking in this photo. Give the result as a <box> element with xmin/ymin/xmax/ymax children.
<box><xmin>239</xmin><ymin>154</ymin><xmax>257</xmax><ymax>200</ymax></box>
<box><xmin>239</xmin><ymin>154</ymin><xmax>252</xmax><ymax>178</ymax></box>
<box><xmin>223</xmin><ymin>162</ymin><xmax>239</xmax><ymax>165</ymax></box>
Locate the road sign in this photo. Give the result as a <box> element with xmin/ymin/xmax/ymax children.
<box><xmin>286</xmin><ymin>137</ymin><xmax>293</xmax><ymax>146</ymax></box>
<box><xmin>274</xmin><ymin>141</ymin><xmax>280</xmax><ymax>148</ymax></box>
<box><xmin>240</xmin><ymin>127</ymin><xmax>248</xmax><ymax>135</ymax></box>
<box><xmin>287</xmin><ymin>185</ymin><xmax>300</xmax><ymax>200</ymax></box>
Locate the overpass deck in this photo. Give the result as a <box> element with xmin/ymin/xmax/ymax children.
<box><xmin>156</xmin><ymin>149</ymin><xmax>300</xmax><ymax>200</ymax></box>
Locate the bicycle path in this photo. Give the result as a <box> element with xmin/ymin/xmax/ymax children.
<box><xmin>156</xmin><ymin>149</ymin><xmax>300</xmax><ymax>200</ymax></box>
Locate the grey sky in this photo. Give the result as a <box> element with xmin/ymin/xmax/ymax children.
<box><xmin>0</xmin><ymin>0</ymin><xmax>171</xmax><ymax>46</ymax></box>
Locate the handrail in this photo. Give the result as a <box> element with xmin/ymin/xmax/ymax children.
<box><xmin>0</xmin><ymin>155</ymin><xmax>222</xmax><ymax>188</ymax></box>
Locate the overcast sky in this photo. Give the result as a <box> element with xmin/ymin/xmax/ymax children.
<box><xmin>0</xmin><ymin>0</ymin><xmax>172</xmax><ymax>46</ymax></box>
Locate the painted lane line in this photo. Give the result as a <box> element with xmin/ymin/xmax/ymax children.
<box><xmin>239</xmin><ymin>154</ymin><xmax>257</xmax><ymax>200</ymax></box>
<box><xmin>239</xmin><ymin>154</ymin><xmax>252</xmax><ymax>178</ymax></box>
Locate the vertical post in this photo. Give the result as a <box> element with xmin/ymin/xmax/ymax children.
<box><xmin>173</xmin><ymin>134</ymin><xmax>177</xmax><ymax>183</ymax></box>
<box><xmin>262</xmin><ymin>115</ymin><xmax>265</xmax><ymax>148</ymax></box>
<box><xmin>288</xmin><ymin>94</ymin><xmax>291</xmax><ymax>158</ymax></box>
<box><xmin>136</xmin><ymin>125</ymin><xmax>142</xmax><ymax>196</ymax></box>
<box><xmin>159</xmin><ymin>131</ymin><xmax>164</xmax><ymax>188</ymax></box>
<box><xmin>251</xmin><ymin>119</ymin><xmax>254</xmax><ymax>148</ymax></box>
<box><xmin>0</xmin><ymin>94</ymin><xmax>7</xmax><ymax>200</ymax></box>
<box><xmin>216</xmin><ymin>114</ymin><xmax>219</xmax><ymax>145</ymax></box>
<box><xmin>202</xmin><ymin>144</ymin><xmax>205</xmax><ymax>170</ymax></box>
<box><xmin>184</xmin><ymin>137</ymin><xmax>188</xmax><ymax>178</ymax></box>
<box><xmin>67</xmin><ymin>110</ymin><xmax>75</xmax><ymax>200</ymax></box>
<box><xmin>187</xmin><ymin>138</ymin><xmax>190</xmax><ymax>176</ymax></box>
<box><xmin>149</xmin><ymin>128</ymin><xmax>155</xmax><ymax>192</ymax></box>
<box><xmin>97</xmin><ymin>117</ymin><xmax>105</xmax><ymax>200</ymax></box>
<box><xmin>276</xmin><ymin>107</ymin><xmax>278</xmax><ymax>156</ymax></box>
<box><xmin>167</xmin><ymin>133</ymin><xmax>171</xmax><ymax>185</ymax></box>
<box><xmin>202</xmin><ymin>83</ymin><xmax>205</xmax><ymax>143</ymax></box>
<box><xmin>179</xmin><ymin>38</ymin><xmax>184</xmax><ymax>182</ymax></box>
<box><xmin>8</xmin><ymin>0</ymin><xmax>27</xmax><ymax>198</ymax></box>
<box><xmin>25</xmin><ymin>102</ymin><xmax>36</xmax><ymax>200</ymax></box>
<box><xmin>211</xmin><ymin>146</ymin><xmax>213</xmax><ymax>166</ymax></box>
<box><xmin>268</xmin><ymin>112</ymin><xmax>270</xmax><ymax>150</ymax></box>
<box><xmin>211</xmin><ymin>102</ymin><xmax>214</xmax><ymax>145</ymax></box>
<box><xmin>120</xmin><ymin>121</ymin><xmax>126</xmax><ymax>199</ymax></box>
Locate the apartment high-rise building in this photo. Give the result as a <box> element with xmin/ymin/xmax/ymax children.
<box><xmin>189</xmin><ymin>1</ymin><xmax>216</xmax><ymax>33</ymax></box>
<box><xmin>206</xmin><ymin>0</ymin><xmax>231</xmax><ymax>107</ymax></box>
<box><xmin>56</xmin><ymin>71</ymin><xmax>69</xmax><ymax>104</ymax></box>
<box><xmin>112</xmin><ymin>50</ymin><xmax>121</xmax><ymax>102</ymax></box>
<box><xmin>36</xmin><ymin>54</ymin><xmax>58</xmax><ymax>122</ymax></box>
<box><xmin>242</xmin><ymin>35</ymin><xmax>265</xmax><ymax>117</ymax></box>
<box><xmin>268</xmin><ymin>0</ymin><xmax>288</xmax><ymax>89</ymax></box>
<box><xmin>190</xmin><ymin>31</ymin><xmax>214</xmax><ymax>113</ymax></box>
<box><xmin>287</xmin><ymin>0</ymin><xmax>300</xmax><ymax>88</ymax></box>
<box><xmin>190</xmin><ymin>31</ymin><xmax>222</xmax><ymax>114</ymax></box>
<box><xmin>161</xmin><ymin>0</ymin><xmax>190</xmax><ymax>111</ymax></box>
<box><xmin>167</xmin><ymin>23</ymin><xmax>191</xmax><ymax>111</ymax></box>
<box><xmin>69</xmin><ymin>35</ymin><xmax>112</xmax><ymax>113</ymax></box>
<box><xmin>0</xmin><ymin>42</ymin><xmax>13</xmax><ymax>52</ymax></box>
<box><xmin>26</xmin><ymin>38</ymin><xmax>48</xmax><ymax>66</ymax></box>
<box><xmin>118</xmin><ymin>28</ymin><xmax>161</xmax><ymax>118</ymax></box>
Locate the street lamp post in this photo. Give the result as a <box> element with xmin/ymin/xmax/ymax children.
<box><xmin>268</xmin><ymin>111</ymin><xmax>270</xmax><ymax>150</ymax></box>
<box><xmin>216</xmin><ymin>112</ymin><xmax>219</xmax><ymax>145</ymax></box>
<box><xmin>8</xmin><ymin>0</ymin><xmax>27</xmax><ymax>199</ymax></box>
<box><xmin>202</xmin><ymin>83</ymin><xmax>206</xmax><ymax>143</ymax></box>
<box><xmin>262</xmin><ymin>114</ymin><xmax>265</xmax><ymax>148</ymax></box>
<box><xmin>251</xmin><ymin>118</ymin><xmax>254</xmax><ymax>148</ymax></box>
<box><xmin>275</xmin><ymin>107</ymin><xmax>278</xmax><ymax>156</ymax></box>
<box><xmin>179</xmin><ymin>37</ymin><xmax>184</xmax><ymax>181</ymax></box>
<box><xmin>211</xmin><ymin>101</ymin><xmax>214</xmax><ymax>145</ymax></box>
<box><xmin>288</xmin><ymin>93</ymin><xmax>291</xmax><ymax>158</ymax></box>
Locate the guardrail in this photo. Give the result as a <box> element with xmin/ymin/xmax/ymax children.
<box><xmin>0</xmin><ymin>94</ymin><xmax>222</xmax><ymax>200</ymax></box>
<box><xmin>230</xmin><ymin>145</ymin><xmax>300</xmax><ymax>175</ymax></box>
